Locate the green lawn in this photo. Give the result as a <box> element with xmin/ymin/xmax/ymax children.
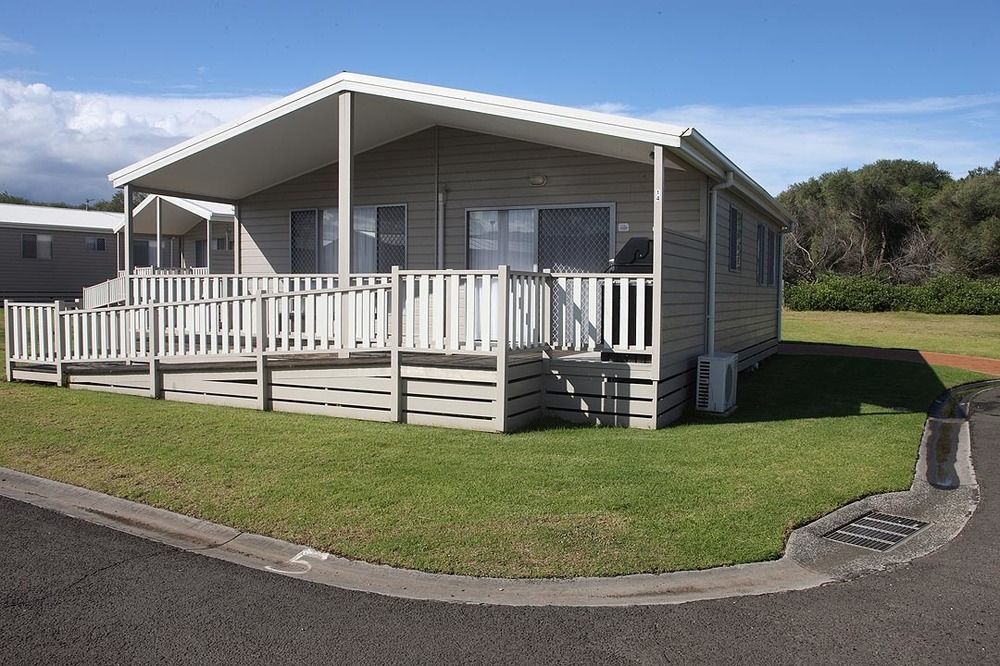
<box><xmin>783</xmin><ymin>309</ymin><xmax>1000</xmax><ymax>359</ymax></box>
<box><xmin>0</xmin><ymin>316</ymin><xmax>984</xmax><ymax>577</ymax></box>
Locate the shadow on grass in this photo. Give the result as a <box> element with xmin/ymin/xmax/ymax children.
<box><xmin>683</xmin><ymin>353</ymin><xmax>948</xmax><ymax>426</ymax></box>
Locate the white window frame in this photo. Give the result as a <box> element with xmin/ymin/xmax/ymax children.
<box><xmin>85</xmin><ymin>236</ymin><xmax>106</xmax><ymax>252</ymax></box>
<box><xmin>288</xmin><ymin>203</ymin><xmax>408</xmax><ymax>274</ymax></box>
<box><xmin>464</xmin><ymin>202</ymin><xmax>616</xmax><ymax>271</ymax></box>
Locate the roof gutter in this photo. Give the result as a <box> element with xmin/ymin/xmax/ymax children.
<box><xmin>706</xmin><ymin>171</ymin><xmax>735</xmax><ymax>355</ymax></box>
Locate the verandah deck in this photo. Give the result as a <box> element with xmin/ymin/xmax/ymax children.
<box><xmin>6</xmin><ymin>268</ymin><xmax>663</xmax><ymax>431</ymax></box>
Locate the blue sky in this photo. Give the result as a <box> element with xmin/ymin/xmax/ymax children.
<box><xmin>1</xmin><ymin>0</ymin><xmax>998</xmax><ymax>201</ymax></box>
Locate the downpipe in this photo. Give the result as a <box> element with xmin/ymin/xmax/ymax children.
<box><xmin>706</xmin><ymin>171</ymin><xmax>734</xmax><ymax>355</ymax></box>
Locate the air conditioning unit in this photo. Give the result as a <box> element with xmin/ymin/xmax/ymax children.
<box><xmin>696</xmin><ymin>352</ymin><xmax>738</xmax><ymax>414</ymax></box>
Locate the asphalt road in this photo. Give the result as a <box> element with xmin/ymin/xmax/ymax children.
<box><xmin>2</xmin><ymin>386</ymin><xmax>999</xmax><ymax>665</ymax></box>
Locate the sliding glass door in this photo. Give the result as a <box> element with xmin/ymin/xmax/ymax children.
<box><xmin>290</xmin><ymin>205</ymin><xmax>406</xmax><ymax>273</ymax></box>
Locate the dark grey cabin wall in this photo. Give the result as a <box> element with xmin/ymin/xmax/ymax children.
<box><xmin>238</xmin><ymin>126</ymin><xmax>698</xmax><ymax>273</ymax></box>
<box><xmin>0</xmin><ymin>227</ymin><xmax>117</xmax><ymax>301</ymax></box>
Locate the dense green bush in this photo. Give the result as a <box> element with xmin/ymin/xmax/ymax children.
<box><xmin>785</xmin><ymin>274</ymin><xmax>1000</xmax><ymax>314</ymax></box>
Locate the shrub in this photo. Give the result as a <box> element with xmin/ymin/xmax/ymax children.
<box><xmin>785</xmin><ymin>274</ymin><xmax>1000</xmax><ymax>314</ymax></box>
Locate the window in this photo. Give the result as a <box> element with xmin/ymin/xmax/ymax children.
<box><xmin>728</xmin><ymin>206</ymin><xmax>742</xmax><ymax>271</ymax></box>
<box><xmin>767</xmin><ymin>229</ymin><xmax>776</xmax><ymax>286</ymax></box>
<box><xmin>468</xmin><ymin>209</ymin><xmax>538</xmax><ymax>271</ymax></box>
<box><xmin>756</xmin><ymin>223</ymin><xmax>766</xmax><ymax>285</ymax></box>
<box><xmin>211</xmin><ymin>237</ymin><xmax>231</xmax><ymax>251</ymax></box>
<box><xmin>86</xmin><ymin>236</ymin><xmax>106</xmax><ymax>251</ymax></box>
<box><xmin>289</xmin><ymin>205</ymin><xmax>406</xmax><ymax>274</ymax></box>
<box><xmin>194</xmin><ymin>240</ymin><xmax>207</xmax><ymax>268</ymax></box>
<box><xmin>467</xmin><ymin>204</ymin><xmax>612</xmax><ymax>273</ymax></box>
<box><xmin>133</xmin><ymin>240</ymin><xmax>151</xmax><ymax>267</ymax></box>
<box><xmin>21</xmin><ymin>233</ymin><xmax>52</xmax><ymax>260</ymax></box>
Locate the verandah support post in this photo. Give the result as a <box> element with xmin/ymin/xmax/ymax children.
<box><xmin>494</xmin><ymin>265</ymin><xmax>510</xmax><ymax>433</ymax></box>
<box><xmin>205</xmin><ymin>218</ymin><xmax>212</xmax><ymax>273</ymax></box>
<box><xmin>255</xmin><ymin>291</ymin><xmax>270</xmax><ymax>410</ymax></box>
<box><xmin>123</xmin><ymin>184</ymin><xmax>135</xmax><ymax>307</ymax></box>
<box><xmin>337</xmin><ymin>91</ymin><xmax>354</xmax><ymax>356</ymax></box>
<box><xmin>649</xmin><ymin>145</ymin><xmax>666</xmax><ymax>430</ymax></box>
<box><xmin>233</xmin><ymin>203</ymin><xmax>242</xmax><ymax>274</ymax></box>
<box><xmin>389</xmin><ymin>265</ymin><xmax>403</xmax><ymax>423</ymax></box>
<box><xmin>155</xmin><ymin>195</ymin><xmax>163</xmax><ymax>268</ymax></box>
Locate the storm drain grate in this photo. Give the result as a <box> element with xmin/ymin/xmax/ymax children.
<box><xmin>824</xmin><ymin>512</ymin><xmax>928</xmax><ymax>551</ymax></box>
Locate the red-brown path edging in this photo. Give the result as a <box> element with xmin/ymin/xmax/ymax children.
<box><xmin>779</xmin><ymin>342</ymin><xmax>1000</xmax><ymax>376</ymax></box>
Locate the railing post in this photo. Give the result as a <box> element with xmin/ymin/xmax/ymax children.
<box><xmin>495</xmin><ymin>265</ymin><xmax>510</xmax><ymax>433</ymax></box>
<box><xmin>541</xmin><ymin>269</ymin><xmax>553</xmax><ymax>349</ymax></box>
<box><xmin>148</xmin><ymin>302</ymin><xmax>160</xmax><ymax>398</ymax></box>
<box><xmin>389</xmin><ymin>266</ymin><xmax>403</xmax><ymax>423</ymax></box>
<box><xmin>4</xmin><ymin>300</ymin><xmax>12</xmax><ymax>381</ymax></box>
<box><xmin>53</xmin><ymin>301</ymin><xmax>65</xmax><ymax>386</ymax></box>
<box><xmin>255</xmin><ymin>291</ymin><xmax>270</xmax><ymax>411</ymax></box>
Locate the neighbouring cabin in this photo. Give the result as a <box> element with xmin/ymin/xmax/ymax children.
<box><xmin>0</xmin><ymin>203</ymin><xmax>121</xmax><ymax>301</ymax></box>
<box><xmin>4</xmin><ymin>73</ymin><xmax>790</xmax><ymax>432</ymax></box>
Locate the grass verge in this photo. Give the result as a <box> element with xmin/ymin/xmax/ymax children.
<box><xmin>0</xmin><ymin>346</ymin><xmax>982</xmax><ymax>577</ymax></box>
<box><xmin>782</xmin><ymin>309</ymin><xmax>1000</xmax><ymax>359</ymax></box>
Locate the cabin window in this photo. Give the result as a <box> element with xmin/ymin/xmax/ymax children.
<box><xmin>86</xmin><ymin>236</ymin><xmax>106</xmax><ymax>251</ymax></box>
<box><xmin>290</xmin><ymin>205</ymin><xmax>407</xmax><ymax>274</ymax></box>
<box><xmin>767</xmin><ymin>229</ymin><xmax>776</xmax><ymax>285</ymax></box>
<box><xmin>728</xmin><ymin>206</ymin><xmax>742</xmax><ymax>272</ymax></box>
<box><xmin>756</xmin><ymin>224</ymin><xmax>766</xmax><ymax>285</ymax></box>
<box><xmin>194</xmin><ymin>240</ymin><xmax>207</xmax><ymax>267</ymax></box>
<box><xmin>21</xmin><ymin>233</ymin><xmax>53</xmax><ymax>260</ymax></box>
<box><xmin>133</xmin><ymin>240</ymin><xmax>151</xmax><ymax>267</ymax></box>
<box><xmin>466</xmin><ymin>204</ymin><xmax>613</xmax><ymax>273</ymax></box>
<box><xmin>211</xmin><ymin>237</ymin><xmax>231</xmax><ymax>251</ymax></box>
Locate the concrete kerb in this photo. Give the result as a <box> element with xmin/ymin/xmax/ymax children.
<box><xmin>2</xmin><ymin>378</ymin><xmax>997</xmax><ymax>607</ymax></box>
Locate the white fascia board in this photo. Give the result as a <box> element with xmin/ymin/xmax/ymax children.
<box><xmin>109</xmin><ymin>75</ymin><xmax>354</xmax><ymax>187</ymax></box>
<box><xmin>0</xmin><ymin>221</ymin><xmax>119</xmax><ymax>234</ymax></box>
<box><xmin>110</xmin><ymin>72</ymin><xmax>687</xmax><ymax>188</ymax></box>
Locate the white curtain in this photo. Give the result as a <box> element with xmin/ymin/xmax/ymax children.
<box><xmin>467</xmin><ymin>209</ymin><xmax>537</xmax><ymax>271</ymax></box>
<box><xmin>352</xmin><ymin>206</ymin><xmax>378</xmax><ymax>272</ymax></box>
<box><xmin>319</xmin><ymin>209</ymin><xmax>338</xmax><ymax>273</ymax></box>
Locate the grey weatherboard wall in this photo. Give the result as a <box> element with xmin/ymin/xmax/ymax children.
<box><xmin>0</xmin><ymin>227</ymin><xmax>117</xmax><ymax>301</ymax></box>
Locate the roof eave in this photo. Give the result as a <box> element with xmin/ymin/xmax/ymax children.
<box><xmin>678</xmin><ymin>129</ymin><xmax>794</xmax><ymax>229</ymax></box>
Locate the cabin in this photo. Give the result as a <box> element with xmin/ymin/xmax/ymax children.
<box><xmin>122</xmin><ymin>195</ymin><xmax>236</xmax><ymax>274</ymax></box>
<box><xmin>4</xmin><ymin>73</ymin><xmax>791</xmax><ymax>432</ymax></box>
<box><xmin>0</xmin><ymin>203</ymin><xmax>121</xmax><ymax>301</ymax></box>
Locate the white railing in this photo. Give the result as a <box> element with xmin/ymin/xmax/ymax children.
<box><xmin>81</xmin><ymin>274</ymin><xmax>128</xmax><ymax>309</ymax></box>
<box><xmin>7</xmin><ymin>283</ymin><xmax>392</xmax><ymax>366</ymax></box>
<box><xmin>10</xmin><ymin>269</ymin><xmax>654</xmax><ymax>369</ymax></box>
<box><xmin>548</xmin><ymin>273</ymin><xmax>654</xmax><ymax>353</ymax></box>
<box><xmin>132</xmin><ymin>266</ymin><xmax>210</xmax><ymax>276</ymax></box>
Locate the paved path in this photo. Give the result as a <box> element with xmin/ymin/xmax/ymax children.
<box><xmin>2</xmin><ymin>387</ymin><xmax>998</xmax><ymax>664</ymax></box>
<box><xmin>780</xmin><ymin>342</ymin><xmax>1000</xmax><ymax>376</ymax></box>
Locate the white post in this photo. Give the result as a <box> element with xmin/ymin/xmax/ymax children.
<box><xmin>54</xmin><ymin>301</ymin><xmax>65</xmax><ymax>386</ymax></box>
<box><xmin>123</xmin><ymin>184</ymin><xmax>134</xmax><ymax>276</ymax></box>
<box><xmin>255</xmin><ymin>291</ymin><xmax>269</xmax><ymax>410</ymax></box>
<box><xmin>155</xmin><ymin>196</ymin><xmax>163</xmax><ymax>268</ymax></box>
<box><xmin>389</xmin><ymin>266</ymin><xmax>403</xmax><ymax>423</ymax></box>
<box><xmin>650</xmin><ymin>145</ymin><xmax>666</xmax><ymax>430</ymax></box>
<box><xmin>338</xmin><ymin>91</ymin><xmax>354</xmax><ymax>356</ymax></box>
<box><xmin>495</xmin><ymin>265</ymin><xmax>510</xmax><ymax>433</ymax></box>
<box><xmin>3</xmin><ymin>300</ymin><xmax>11</xmax><ymax>381</ymax></box>
<box><xmin>205</xmin><ymin>219</ymin><xmax>212</xmax><ymax>274</ymax></box>
<box><xmin>233</xmin><ymin>203</ymin><xmax>242</xmax><ymax>274</ymax></box>
<box><xmin>148</xmin><ymin>302</ymin><xmax>160</xmax><ymax>398</ymax></box>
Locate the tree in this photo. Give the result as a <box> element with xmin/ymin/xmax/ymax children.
<box><xmin>926</xmin><ymin>160</ymin><xmax>1000</xmax><ymax>277</ymax></box>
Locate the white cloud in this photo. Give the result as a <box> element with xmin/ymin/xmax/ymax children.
<box><xmin>0</xmin><ymin>79</ymin><xmax>276</xmax><ymax>202</ymax></box>
<box><xmin>0</xmin><ymin>34</ymin><xmax>33</xmax><ymax>55</ymax></box>
<box><xmin>2</xmin><ymin>76</ymin><xmax>997</xmax><ymax>203</ymax></box>
<box><xmin>583</xmin><ymin>101</ymin><xmax>633</xmax><ymax>115</ymax></box>
<box><xmin>640</xmin><ymin>94</ymin><xmax>1000</xmax><ymax>194</ymax></box>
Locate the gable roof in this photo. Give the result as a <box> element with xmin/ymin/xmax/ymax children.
<box><xmin>0</xmin><ymin>203</ymin><xmax>122</xmax><ymax>233</ymax></box>
<box><xmin>126</xmin><ymin>195</ymin><xmax>235</xmax><ymax>235</ymax></box>
<box><xmin>109</xmin><ymin>72</ymin><xmax>791</xmax><ymax>226</ymax></box>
